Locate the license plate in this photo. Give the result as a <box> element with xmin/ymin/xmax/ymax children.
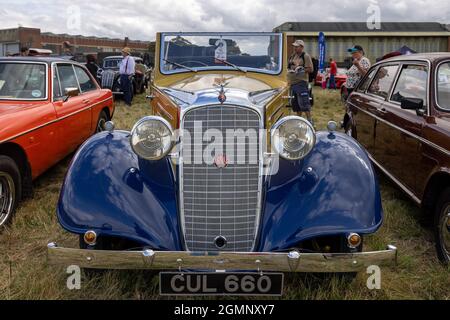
<box><xmin>159</xmin><ymin>272</ymin><xmax>284</xmax><ymax>296</ymax></box>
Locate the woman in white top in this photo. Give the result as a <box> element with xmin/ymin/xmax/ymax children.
<box><xmin>345</xmin><ymin>45</ymin><xmax>371</xmax><ymax>96</ymax></box>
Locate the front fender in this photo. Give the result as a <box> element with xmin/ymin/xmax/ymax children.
<box><xmin>57</xmin><ymin>130</ymin><xmax>183</xmax><ymax>250</ymax></box>
<box><xmin>257</xmin><ymin>131</ymin><xmax>383</xmax><ymax>251</ymax></box>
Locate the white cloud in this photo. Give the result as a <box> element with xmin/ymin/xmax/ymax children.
<box><xmin>0</xmin><ymin>0</ymin><xmax>448</xmax><ymax>41</ymax></box>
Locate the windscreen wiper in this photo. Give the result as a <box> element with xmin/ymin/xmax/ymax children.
<box><xmin>220</xmin><ymin>59</ymin><xmax>247</xmax><ymax>73</ymax></box>
<box><xmin>163</xmin><ymin>59</ymin><xmax>197</xmax><ymax>72</ymax></box>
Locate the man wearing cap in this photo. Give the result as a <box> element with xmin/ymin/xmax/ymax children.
<box><xmin>120</xmin><ymin>47</ymin><xmax>136</xmax><ymax>106</ymax></box>
<box><xmin>288</xmin><ymin>40</ymin><xmax>314</xmax><ymax>125</ymax></box>
<box><xmin>345</xmin><ymin>45</ymin><xmax>371</xmax><ymax>97</ymax></box>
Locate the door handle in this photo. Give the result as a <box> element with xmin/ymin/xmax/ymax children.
<box><xmin>82</xmin><ymin>99</ymin><xmax>90</xmax><ymax>104</ymax></box>
<box><xmin>376</xmin><ymin>107</ymin><xmax>388</xmax><ymax>115</ymax></box>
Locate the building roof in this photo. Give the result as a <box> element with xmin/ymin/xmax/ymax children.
<box><xmin>274</xmin><ymin>22</ymin><xmax>450</xmax><ymax>33</ymax></box>
<box><xmin>41</xmin><ymin>32</ymin><xmax>150</xmax><ymax>44</ymax></box>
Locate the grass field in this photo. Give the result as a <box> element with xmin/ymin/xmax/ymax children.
<box><xmin>1</xmin><ymin>88</ymin><xmax>449</xmax><ymax>300</ymax></box>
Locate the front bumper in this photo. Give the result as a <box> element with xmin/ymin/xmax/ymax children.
<box><xmin>47</xmin><ymin>243</ymin><xmax>397</xmax><ymax>273</ymax></box>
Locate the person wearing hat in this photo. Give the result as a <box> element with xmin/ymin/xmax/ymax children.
<box><xmin>287</xmin><ymin>39</ymin><xmax>314</xmax><ymax>125</ymax></box>
<box><xmin>345</xmin><ymin>45</ymin><xmax>371</xmax><ymax>97</ymax></box>
<box><xmin>120</xmin><ymin>47</ymin><xmax>136</xmax><ymax>106</ymax></box>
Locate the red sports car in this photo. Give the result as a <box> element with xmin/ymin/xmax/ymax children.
<box><xmin>0</xmin><ymin>57</ymin><xmax>114</xmax><ymax>229</ymax></box>
<box><xmin>315</xmin><ymin>68</ymin><xmax>348</xmax><ymax>89</ymax></box>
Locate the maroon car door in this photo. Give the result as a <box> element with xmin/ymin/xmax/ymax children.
<box><xmin>374</xmin><ymin>63</ymin><xmax>428</xmax><ymax>197</ymax></box>
<box><xmin>358</xmin><ymin>64</ymin><xmax>399</xmax><ymax>165</ymax></box>
<box><xmin>347</xmin><ymin>68</ymin><xmax>378</xmax><ymax>153</ymax></box>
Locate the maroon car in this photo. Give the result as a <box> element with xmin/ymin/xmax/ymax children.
<box><xmin>345</xmin><ymin>53</ymin><xmax>450</xmax><ymax>264</ymax></box>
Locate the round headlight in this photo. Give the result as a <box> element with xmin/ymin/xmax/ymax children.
<box><xmin>130</xmin><ymin>116</ymin><xmax>174</xmax><ymax>160</ymax></box>
<box><xmin>271</xmin><ymin>116</ymin><xmax>316</xmax><ymax>160</ymax></box>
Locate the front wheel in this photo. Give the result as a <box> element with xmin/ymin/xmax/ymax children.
<box><xmin>434</xmin><ymin>187</ymin><xmax>450</xmax><ymax>265</ymax></box>
<box><xmin>0</xmin><ymin>156</ymin><xmax>21</xmax><ymax>230</ymax></box>
<box><xmin>95</xmin><ymin>110</ymin><xmax>109</xmax><ymax>133</ymax></box>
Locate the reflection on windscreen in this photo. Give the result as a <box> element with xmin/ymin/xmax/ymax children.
<box><xmin>438</xmin><ymin>63</ymin><xmax>450</xmax><ymax>110</ymax></box>
<box><xmin>0</xmin><ymin>63</ymin><xmax>46</xmax><ymax>100</ymax></box>
<box><xmin>161</xmin><ymin>34</ymin><xmax>281</xmax><ymax>74</ymax></box>
<box><xmin>103</xmin><ymin>59</ymin><xmax>121</xmax><ymax>69</ymax></box>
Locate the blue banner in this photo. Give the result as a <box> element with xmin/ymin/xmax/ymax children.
<box><xmin>318</xmin><ymin>32</ymin><xmax>326</xmax><ymax>73</ymax></box>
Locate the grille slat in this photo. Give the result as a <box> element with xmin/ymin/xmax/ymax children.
<box><xmin>182</xmin><ymin>106</ymin><xmax>260</xmax><ymax>252</ymax></box>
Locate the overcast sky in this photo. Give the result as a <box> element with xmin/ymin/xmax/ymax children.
<box><xmin>0</xmin><ymin>0</ymin><xmax>448</xmax><ymax>41</ymax></box>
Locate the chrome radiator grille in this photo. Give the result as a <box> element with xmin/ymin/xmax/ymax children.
<box><xmin>181</xmin><ymin>106</ymin><xmax>261</xmax><ymax>252</ymax></box>
<box><xmin>101</xmin><ymin>70</ymin><xmax>115</xmax><ymax>89</ymax></box>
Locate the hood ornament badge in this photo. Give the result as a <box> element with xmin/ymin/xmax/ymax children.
<box><xmin>214</xmin><ymin>77</ymin><xmax>229</xmax><ymax>104</ymax></box>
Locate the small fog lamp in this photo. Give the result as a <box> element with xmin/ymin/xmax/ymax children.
<box><xmin>347</xmin><ymin>233</ymin><xmax>362</xmax><ymax>248</ymax></box>
<box><xmin>84</xmin><ymin>230</ymin><xmax>97</xmax><ymax>246</ymax></box>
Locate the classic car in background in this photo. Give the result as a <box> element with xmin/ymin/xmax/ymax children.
<box><xmin>0</xmin><ymin>57</ymin><xmax>114</xmax><ymax>229</ymax></box>
<box><xmin>344</xmin><ymin>53</ymin><xmax>450</xmax><ymax>264</ymax></box>
<box><xmin>48</xmin><ymin>33</ymin><xmax>396</xmax><ymax>296</ymax></box>
<box><xmin>315</xmin><ymin>68</ymin><xmax>348</xmax><ymax>89</ymax></box>
<box><xmin>98</xmin><ymin>56</ymin><xmax>150</xmax><ymax>95</ymax></box>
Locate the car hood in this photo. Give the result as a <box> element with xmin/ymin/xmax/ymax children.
<box><xmin>168</xmin><ymin>74</ymin><xmax>273</xmax><ymax>92</ymax></box>
<box><xmin>159</xmin><ymin>74</ymin><xmax>284</xmax><ymax>108</ymax></box>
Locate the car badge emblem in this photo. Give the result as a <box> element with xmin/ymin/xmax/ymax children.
<box><xmin>214</xmin><ymin>78</ymin><xmax>229</xmax><ymax>104</ymax></box>
<box><xmin>218</xmin><ymin>91</ymin><xmax>227</xmax><ymax>104</ymax></box>
<box><xmin>214</xmin><ymin>154</ymin><xmax>229</xmax><ymax>169</ymax></box>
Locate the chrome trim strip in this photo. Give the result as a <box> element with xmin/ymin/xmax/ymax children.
<box><xmin>368</xmin><ymin>153</ymin><xmax>421</xmax><ymax>205</ymax></box>
<box><xmin>0</xmin><ymin>96</ymin><xmax>113</xmax><ymax>144</ymax></box>
<box><xmin>47</xmin><ymin>243</ymin><xmax>398</xmax><ymax>272</ymax></box>
<box><xmin>434</xmin><ymin>59</ymin><xmax>450</xmax><ymax>113</ymax></box>
<box><xmin>179</xmin><ymin>104</ymin><xmax>264</xmax><ymax>252</ymax></box>
<box><xmin>348</xmin><ymin>101</ymin><xmax>450</xmax><ymax>157</ymax></box>
<box><xmin>0</xmin><ymin>61</ymin><xmax>49</xmax><ymax>101</ymax></box>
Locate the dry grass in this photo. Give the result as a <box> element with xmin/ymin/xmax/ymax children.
<box><xmin>1</xmin><ymin>88</ymin><xmax>449</xmax><ymax>300</ymax></box>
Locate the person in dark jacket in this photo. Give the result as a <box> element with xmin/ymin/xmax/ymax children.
<box><xmin>85</xmin><ymin>55</ymin><xmax>99</xmax><ymax>83</ymax></box>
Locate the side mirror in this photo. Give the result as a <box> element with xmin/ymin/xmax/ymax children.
<box><xmin>401</xmin><ymin>97</ymin><xmax>423</xmax><ymax>110</ymax></box>
<box><xmin>63</xmin><ymin>87</ymin><xmax>80</xmax><ymax>102</ymax></box>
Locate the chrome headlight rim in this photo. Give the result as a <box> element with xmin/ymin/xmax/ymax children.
<box><xmin>271</xmin><ymin>116</ymin><xmax>316</xmax><ymax>161</ymax></box>
<box><xmin>130</xmin><ymin>116</ymin><xmax>174</xmax><ymax>161</ymax></box>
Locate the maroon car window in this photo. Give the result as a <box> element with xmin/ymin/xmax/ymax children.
<box><xmin>367</xmin><ymin>65</ymin><xmax>399</xmax><ymax>100</ymax></box>
<box><xmin>391</xmin><ymin>65</ymin><xmax>428</xmax><ymax>107</ymax></box>
<box><xmin>437</xmin><ymin>62</ymin><xmax>450</xmax><ymax>110</ymax></box>
<box><xmin>357</xmin><ymin>68</ymin><xmax>377</xmax><ymax>93</ymax></box>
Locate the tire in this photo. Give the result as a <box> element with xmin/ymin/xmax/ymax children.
<box><xmin>434</xmin><ymin>187</ymin><xmax>450</xmax><ymax>265</ymax></box>
<box><xmin>95</xmin><ymin>110</ymin><xmax>109</xmax><ymax>133</ymax></box>
<box><xmin>0</xmin><ymin>155</ymin><xmax>21</xmax><ymax>230</ymax></box>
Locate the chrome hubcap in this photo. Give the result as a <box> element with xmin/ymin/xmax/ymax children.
<box><xmin>0</xmin><ymin>172</ymin><xmax>15</xmax><ymax>227</ymax></box>
<box><xmin>441</xmin><ymin>205</ymin><xmax>450</xmax><ymax>259</ymax></box>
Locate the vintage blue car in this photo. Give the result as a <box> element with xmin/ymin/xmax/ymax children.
<box><xmin>48</xmin><ymin>33</ymin><xmax>397</xmax><ymax>296</ymax></box>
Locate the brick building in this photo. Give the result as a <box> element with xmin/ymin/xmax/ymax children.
<box><xmin>0</xmin><ymin>26</ymin><xmax>152</xmax><ymax>56</ymax></box>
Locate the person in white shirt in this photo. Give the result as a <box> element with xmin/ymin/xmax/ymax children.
<box><xmin>120</xmin><ymin>47</ymin><xmax>136</xmax><ymax>106</ymax></box>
